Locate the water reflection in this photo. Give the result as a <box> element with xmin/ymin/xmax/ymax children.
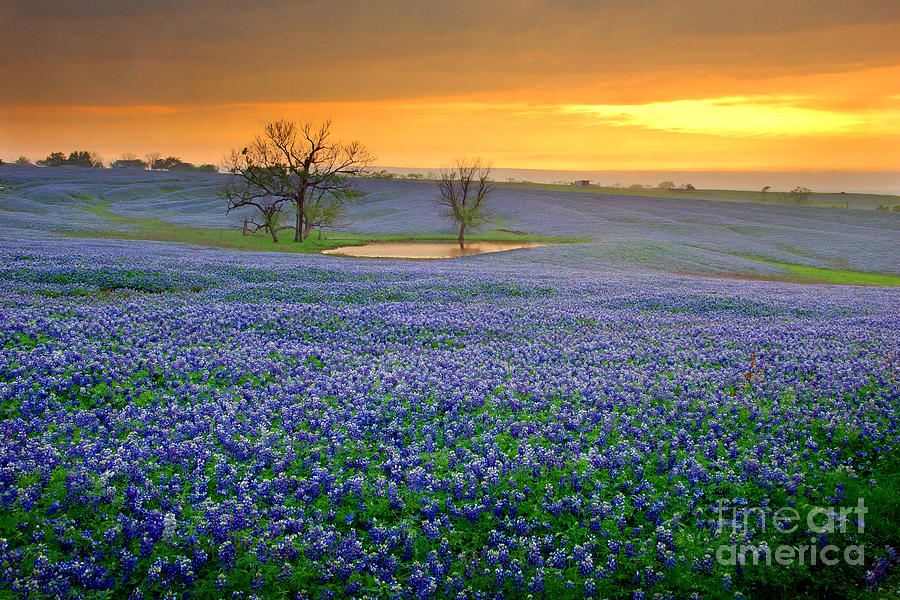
<box><xmin>322</xmin><ymin>241</ymin><xmax>543</xmax><ymax>259</ymax></box>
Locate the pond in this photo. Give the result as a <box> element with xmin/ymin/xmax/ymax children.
<box><xmin>322</xmin><ymin>241</ymin><xmax>544</xmax><ymax>259</ymax></box>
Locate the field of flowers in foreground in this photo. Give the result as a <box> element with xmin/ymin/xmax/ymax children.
<box><xmin>1</xmin><ymin>241</ymin><xmax>899</xmax><ymax>599</ymax></box>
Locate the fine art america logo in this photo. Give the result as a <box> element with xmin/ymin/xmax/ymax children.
<box><xmin>713</xmin><ymin>498</ymin><xmax>868</xmax><ymax>566</ymax></box>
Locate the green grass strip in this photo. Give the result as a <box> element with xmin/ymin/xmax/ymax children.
<box><xmin>748</xmin><ymin>256</ymin><xmax>900</xmax><ymax>286</ymax></box>
<box><xmin>71</xmin><ymin>202</ymin><xmax>578</xmax><ymax>254</ymax></box>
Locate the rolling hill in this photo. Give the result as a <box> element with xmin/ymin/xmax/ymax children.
<box><xmin>1</xmin><ymin>165</ymin><xmax>898</xmax><ymax>282</ymax></box>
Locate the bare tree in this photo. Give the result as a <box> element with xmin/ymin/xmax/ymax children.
<box><xmin>224</xmin><ymin>119</ymin><xmax>373</xmax><ymax>243</ymax></box>
<box><xmin>144</xmin><ymin>152</ymin><xmax>161</xmax><ymax>171</ymax></box>
<box><xmin>89</xmin><ymin>151</ymin><xmax>105</xmax><ymax>168</ymax></box>
<box><xmin>788</xmin><ymin>186</ymin><xmax>812</xmax><ymax>206</ymax></box>
<box><xmin>437</xmin><ymin>158</ymin><xmax>493</xmax><ymax>247</ymax></box>
<box><xmin>225</xmin><ymin>188</ymin><xmax>291</xmax><ymax>242</ymax></box>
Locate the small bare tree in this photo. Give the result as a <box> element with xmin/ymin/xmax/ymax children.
<box><xmin>788</xmin><ymin>186</ymin><xmax>812</xmax><ymax>206</ymax></box>
<box><xmin>144</xmin><ymin>152</ymin><xmax>161</xmax><ymax>170</ymax></box>
<box><xmin>225</xmin><ymin>187</ymin><xmax>291</xmax><ymax>242</ymax></box>
<box><xmin>437</xmin><ymin>158</ymin><xmax>493</xmax><ymax>247</ymax></box>
<box><xmin>224</xmin><ymin>119</ymin><xmax>373</xmax><ymax>243</ymax></box>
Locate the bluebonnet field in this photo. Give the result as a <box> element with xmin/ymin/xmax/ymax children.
<box><xmin>1</xmin><ymin>165</ymin><xmax>898</xmax><ymax>276</ymax></box>
<box><xmin>1</xmin><ymin>234</ymin><xmax>899</xmax><ymax>600</ymax></box>
<box><xmin>1</xmin><ymin>167</ymin><xmax>899</xmax><ymax>598</ymax></box>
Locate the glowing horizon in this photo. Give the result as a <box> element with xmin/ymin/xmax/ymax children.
<box><xmin>1</xmin><ymin>1</ymin><xmax>899</xmax><ymax>174</ymax></box>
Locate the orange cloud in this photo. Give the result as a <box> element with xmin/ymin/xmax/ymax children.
<box><xmin>2</xmin><ymin>65</ymin><xmax>898</xmax><ymax>171</ymax></box>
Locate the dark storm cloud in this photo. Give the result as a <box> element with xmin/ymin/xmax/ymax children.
<box><xmin>1</xmin><ymin>0</ymin><xmax>898</xmax><ymax>105</ymax></box>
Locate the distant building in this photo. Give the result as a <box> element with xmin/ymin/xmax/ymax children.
<box><xmin>572</xmin><ymin>179</ymin><xmax>591</xmax><ymax>186</ymax></box>
<box><xmin>112</xmin><ymin>159</ymin><xmax>148</xmax><ymax>169</ymax></box>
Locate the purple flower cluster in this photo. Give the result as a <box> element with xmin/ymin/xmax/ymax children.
<box><xmin>866</xmin><ymin>546</ymin><xmax>900</xmax><ymax>589</ymax></box>
<box><xmin>0</xmin><ymin>238</ymin><xmax>898</xmax><ymax>598</ymax></box>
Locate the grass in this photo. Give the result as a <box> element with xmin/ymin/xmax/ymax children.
<box><xmin>64</xmin><ymin>201</ymin><xmax>900</xmax><ymax>286</ymax></box>
<box><xmin>739</xmin><ymin>439</ymin><xmax>900</xmax><ymax>600</ymax></box>
<box><xmin>72</xmin><ymin>203</ymin><xmax>365</xmax><ymax>253</ymax></box>
<box><xmin>492</xmin><ymin>181</ymin><xmax>900</xmax><ymax>211</ymax></box>
<box><xmin>328</xmin><ymin>230</ymin><xmax>583</xmax><ymax>243</ymax></box>
<box><xmin>71</xmin><ymin>202</ymin><xmax>578</xmax><ymax>254</ymax></box>
<box><xmin>742</xmin><ymin>256</ymin><xmax>900</xmax><ymax>286</ymax></box>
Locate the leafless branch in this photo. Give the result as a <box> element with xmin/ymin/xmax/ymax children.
<box><xmin>222</xmin><ymin>118</ymin><xmax>374</xmax><ymax>242</ymax></box>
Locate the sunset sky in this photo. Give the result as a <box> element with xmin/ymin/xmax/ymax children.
<box><xmin>1</xmin><ymin>0</ymin><xmax>899</xmax><ymax>173</ymax></box>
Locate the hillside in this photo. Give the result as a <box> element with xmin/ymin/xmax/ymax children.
<box><xmin>1</xmin><ymin>165</ymin><xmax>898</xmax><ymax>281</ymax></box>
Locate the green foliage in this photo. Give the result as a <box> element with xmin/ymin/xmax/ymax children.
<box><xmin>746</xmin><ymin>257</ymin><xmax>900</xmax><ymax>286</ymax></box>
<box><xmin>154</xmin><ymin>156</ymin><xmax>182</xmax><ymax>170</ymax></box>
<box><xmin>304</xmin><ymin>198</ymin><xmax>345</xmax><ymax>238</ymax></box>
<box><xmin>36</xmin><ymin>152</ymin><xmax>67</xmax><ymax>167</ymax></box>
<box><xmin>494</xmin><ymin>181</ymin><xmax>898</xmax><ymax>210</ymax></box>
<box><xmin>788</xmin><ymin>186</ymin><xmax>813</xmax><ymax>205</ymax></box>
<box><xmin>3</xmin><ymin>332</ymin><xmax>49</xmax><ymax>352</ymax></box>
<box><xmin>367</xmin><ymin>169</ymin><xmax>397</xmax><ymax>179</ymax></box>
<box><xmin>168</xmin><ymin>161</ymin><xmax>217</xmax><ymax>172</ymax></box>
<box><xmin>67</xmin><ymin>151</ymin><xmax>102</xmax><ymax>168</ymax></box>
<box><xmin>224</xmin><ymin>119</ymin><xmax>373</xmax><ymax>243</ymax></box>
<box><xmin>36</xmin><ymin>151</ymin><xmax>103</xmax><ymax>168</ymax></box>
<box><xmin>1</xmin><ymin>255</ymin><xmax>898</xmax><ymax>598</ymax></box>
<box><xmin>72</xmin><ymin>201</ymin><xmax>567</xmax><ymax>255</ymax></box>
<box><xmin>437</xmin><ymin>158</ymin><xmax>493</xmax><ymax>243</ymax></box>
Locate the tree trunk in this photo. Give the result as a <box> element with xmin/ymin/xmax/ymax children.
<box><xmin>270</xmin><ymin>227</ymin><xmax>279</xmax><ymax>243</ymax></box>
<box><xmin>294</xmin><ymin>205</ymin><xmax>303</xmax><ymax>242</ymax></box>
<box><xmin>318</xmin><ymin>226</ymin><xmax>323</xmax><ymax>241</ymax></box>
<box><xmin>458</xmin><ymin>223</ymin><xmax>466</xmax><ymax>248</ymax></box>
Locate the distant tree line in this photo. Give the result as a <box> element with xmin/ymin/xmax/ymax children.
<box><xmin>115</xmin><ymin>153</ymin><xmax>217</xmax><ymax>172</ymax></box>
<box><xmin>14</xmin><ymin>151</ymin><xmax>217</xmax><ymax>172</ymax></box>
<box><xmin>570</xmin><ymin>181</ymin><xmax>697</xmax><ymax>191</ymax></box>
<box><xmin>761</xmin><ymin>186</ymin><xmax>814</xmax><ymax>206</ymax></box>
<box><xmin>365</xmin><ymin>170</ymin><xmax>429</xmax><ymax>180</ymax></box>
<box><xmin>651</xmin><ymin>181</ymin><xmax>695</xmax><ymax>191</ymax></box>
<box><xmin>36</xmin><ymin>151</ymin><xmax>104</xmax><ymax>168</ymax></box>
<box><xmin>143</xmin><ymin>155</ymin><xmax>217</xmax><ymax>172</ymax></box>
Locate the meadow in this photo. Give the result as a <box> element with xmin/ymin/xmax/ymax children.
<box><xmin>0</xmin><ymin>166</ymin><xmax>899</xmax><ymax>599</ymax></box>
<box><xmin>1</xmin><ymin>165</ymin><xmax>898</xmax><ymax>280</ymax></box>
